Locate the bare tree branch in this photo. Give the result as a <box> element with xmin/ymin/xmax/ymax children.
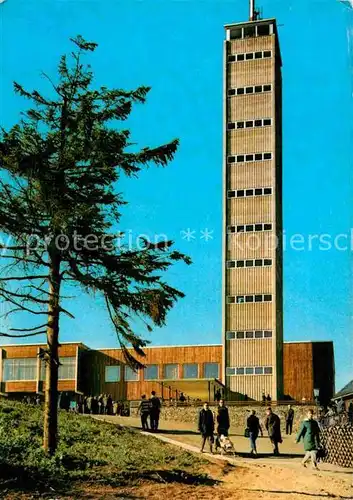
<box><xmin>10</xmin><ymin>323</ymin><xmax>48</xmax><ymax>332</ymax></box>
<box><xmin>0</xmin><ymin>330</ymin><xmax>46</xmax><ymax>338</ymax></box>
<box><xmin>0</xmin><ymin>275</ymin><xmax>48</xmax><ymax>281</ymax></box>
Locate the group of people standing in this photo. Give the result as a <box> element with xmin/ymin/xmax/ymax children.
<box><xmin>82</xmin><ymin>394</ymin><xmax>127</xmax><ymax>416</ymax></box>
<box><xmin>137</xmin><ymin>391</ymin><xmax>162</xmax><ymax>431</ymax></box>
<box><xmin>197</xmin><ymin>401</ymin><xmax>321</xmax><ymax>469</ymax></box>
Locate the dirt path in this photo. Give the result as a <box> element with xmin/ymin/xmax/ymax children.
<box><xmin>89</xmin><ymin>415</ymin><xmax>353</xmax><ymax>500</ymax></box>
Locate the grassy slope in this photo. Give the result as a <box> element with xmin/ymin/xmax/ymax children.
<box><xmin>0</xmin><ymin>400</ymin><xmax>208</xmax><ymax>495</ymax></box>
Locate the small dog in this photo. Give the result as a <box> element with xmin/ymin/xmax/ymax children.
<box><xmin>215</xmin><ymin>434</ymin><xmax>236</xmax><ymax>456</ymax></box>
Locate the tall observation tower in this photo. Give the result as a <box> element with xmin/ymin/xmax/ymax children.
<box><xmin>222</xmin><ymin>1</ymin><xmax>283</xmax><ymax>401</ymax></box>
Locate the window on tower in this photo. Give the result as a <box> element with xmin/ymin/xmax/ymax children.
<box><xmin>257</xmin><ymin>24</ymin><xmax>271</xmax><ymax>36</ymax></box>
<box><xmin>244</xmin><ymin>26</ymin><xmax>255</xmax><ymax>38</ymax></box>
<box><xmin>227</xmin><ymin>51</ymin><xmax>273</xmax><ymax>63</ymax></box>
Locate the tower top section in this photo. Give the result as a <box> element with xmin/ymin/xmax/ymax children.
<box><xmin>224</xmin><ymin>18</ymin><xmax>282</xmax><ymax>66</ymax></box>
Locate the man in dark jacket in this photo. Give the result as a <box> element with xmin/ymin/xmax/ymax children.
<box><xmin>285</xmin><ymin>405</ymin><xmax>295</xmax><ymax>435</ymax></box>
<box><xmin>247</xmin><ymin>410</ymin><xmax>263</xmax><ymax>455</ymax></box>
<box><xmin>216</xmin><ymin>399</ymin><xmax>230</xmax><ymax>436</ymax></box>
<box><xmin>138</xmin><ymin>394</ymin><xmax>151</xmax><ymax>430</ymax></box>
<box><xmin>265</xmin><ymin>407</ymin><xmax>282</xmax><ymax>455</ymax></box>
<box><xmin>198</xmin><ymin>402</ymin><xmax>214</xmax><ymax>453</ymax></box>
<box><xmin>149</xmin><ymin>391</ymin><xmax>161</xmax><ymax>431</ymax></box>
<box><xmin>296</xmin><ymin>409</ymin><xmax>320</xmax><ymax>470</ymax></box>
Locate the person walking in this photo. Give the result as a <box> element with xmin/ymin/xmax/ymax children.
<box><xmin>149</xmin><ymin>391</ymin><xmax>161</xmax><ymax>431</ymax></box>
<box><xmin>247</xmin><ymin>410</ymin><xmax>263</xmax><ymax>456</ymax></box>
<box><xmin>285</xmin><ymin>405</ymin><xmax>295</xmax><ymax>435</ymax></box>
<box><xmin>198</xmin><ymin>402</ymin><xmax>214</xmax><ymax>453</ymax></box>
<box><xmin>296</xmin><ymin>409</ymin><xmax>321</xmax><ymax>470</ymax></box>
<box><xmin>138</xmin><ymin>394</ymin><xmax>151</xmax><ymax>430</ymax></box>
<box><xmin>216</xmin><ymin>399</ymin><xmax>230</xmax><ymax>436</ymax></box>
<box><xmin>265</xmin><ymin>407</ymin><xmax>282</xmax><ymax>455</ymax></box>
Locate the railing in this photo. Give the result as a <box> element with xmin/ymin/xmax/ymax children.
<box><xmin>130</xmin><ymin>399</ymin><xmax>317</xmax><ymax>408</ymax></box>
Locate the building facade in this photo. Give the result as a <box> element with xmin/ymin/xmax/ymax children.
<box><xmin>0</xmin><ymin>341</ymin><xmax>334</xmax><ymax>405</ymax></box>
<box><xmin>222</xmin><ymin>18</ymin><xmax>283</xmax><ymax>400</ymax></box>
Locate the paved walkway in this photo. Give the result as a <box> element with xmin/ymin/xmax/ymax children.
<box><xmin>92</xmin><ymin>414</ymin><xmax>353</xmax><ymax>478</ymax></box>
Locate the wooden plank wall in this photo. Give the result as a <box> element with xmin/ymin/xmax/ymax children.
<box><xmin>283</xmin><ymin>342</ymin><xmax>314</xmax><ymax>401</ymax></box>
<box><xmin>81</xmin><ymin>345</ymin><xmax>222</xmax><ymax>401</ymax></box>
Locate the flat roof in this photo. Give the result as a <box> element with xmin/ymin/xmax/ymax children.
<box><xmin>0</xmin><ymin>340</ymin><xmax>333</xmax><ymax>349</ymax></box>
<box><xmin>96</xmin><ymin>344</ymin><xmax>222</xmax><ymax>350</ymax></box>
<box><xmin>284</xmin><ymin>341</ymin><xmax>333</xmax><ymax>344</ymax></box>
<box><xmin>0</xmin><ymin>341</ymin><xmax>86</xmax><ymax>348</ymax></box>
<box><xmin>224</xmin><ymin>17</ymin><xmax>278</xmax><ymax>29</ymax></box>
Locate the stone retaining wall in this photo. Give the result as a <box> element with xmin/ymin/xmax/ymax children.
<box><xmin>131</xmin><ymin>404</ymin><xmax>314</xmax><ymax>434</ymax></box>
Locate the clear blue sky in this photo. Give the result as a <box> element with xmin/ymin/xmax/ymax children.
<box><xmin>1</xmin><ymin>0</ymin><xmax>352</xmax><ymax>390</ymax></box>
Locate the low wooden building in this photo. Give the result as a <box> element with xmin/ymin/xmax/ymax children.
<box><xmin>0</xmin><ymin>342</ymin><xmax>86</xmax><ymax>398</ymax></box>
<box><xmin>0</xmin><ymin>340</ymin><xmax>335</xmax><ymax>404</ymax></box>
<box><xmin>79</xmin><ymin>344</ymin><xmax>223</xmax><ymax>402</ymax></box>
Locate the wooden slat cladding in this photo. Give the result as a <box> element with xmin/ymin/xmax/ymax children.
<box><xmin>229</xmin><ymin>95</ymin><xmax>272</xmax><ymax>121</ymax></box>
<box><xmin>283</xmin><ymin>343</ymin><xmax>313</xmax><ymax>401</ymax></box>
<box><xmin>229</xmin><ymin>197</ymin><xmax>272</xmax><ymax>224</ymax></box>
<box><xmin>5</xmin><ymin>381</ymin><xmax>37</xmax><ymax>393</ymax></box>
<box><xmin>3</xmin><ymin>344</ymin><xmax>79</xmax><ymax>359</ymax></box>
<box><xmin>80</xmin><ymin>346</ymin><xmax>223</xmax><ymax>401</ymax></box>
<box><xmin>227</xmin><ymin>232</ymin><xmax>277</xmax><ymax>260</ymax></box>
<box><xmin>229</xmin><ymin>375</ymin><xmax>272</xmax><ymax>400</ymax></box>
<box><xmin>229</xmin><ymin>60</ymin><xmax>273</xmax><ymax>88</ymax></box>
<box><xmin>230</xmin><ymin>35</ymin><xmax>274</xmax><ymax>54</ymax></box>
<box><xmin>226</xmin><ymin>303</ymin><xmax>273</xmax><ymax>330</ymax></box>
<box><xmin>228</xmin><ymin>267</ymin><xmax>273</xmax><ymax>295</ymax></box>
<box><xmin>229</xmin><ymin>162</ymin><xmax>273</xmax><ymax>189</ymax></box>
<box><xmin>98</xmin><ymin>345</ymin><xmax>221</xmax><ymax>365</ymax></box>
<box><xmin>229</xmin><ymin>128</ymin><xmax>273</xmax><ymax>153</ymax></box>
<box><xmin>229</xmin><ymin>339</ymin><xmax>273</xmax><ymax>366</ymax></box>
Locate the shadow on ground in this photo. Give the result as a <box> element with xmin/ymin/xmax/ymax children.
<box><xmin>242</xmin><ymin>489</ymin><xmax>353</xmax><ymax>499</ymax></box>
<box><xmin>0</xmin><ymin>463</ymin><xmax>219</xmax><ymax>497</ymax></box>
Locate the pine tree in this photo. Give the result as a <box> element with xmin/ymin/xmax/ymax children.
<box><xmin>0</xmin><ymin>35</ymin><xmax>190</xmax><ymax>454</ymax></box>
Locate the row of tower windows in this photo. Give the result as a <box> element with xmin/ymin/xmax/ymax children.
<box><xmin>226</xmin><ymin>330</ymin><xmax>273</xmax><ymax>340</ymax></box>
<box><xmin>227</xmin><ymin>223</ymin><xmax>272</xmax><ymax>233</ymax></box>
<box><xmin>227</xmin><ymin>294</ymin><xmax>273</xmax><ymax>304</ymax></box>
<box><xmin>228</xmin><ymin>152</ymin><xmax>272</xmax><ymax>163</ymax></box>
<box><xmin>228</xmin><ymin>118</ymin><xmax>272</xmax><ymax>130</ymax></box>
<box><xmin>227</xmin><ymin>187</ymin><xmax>272</xmax><ymax>199</ymax></box>
<box><xmin>226</xmin><ymin>366</ymin><xmax>273</xmax><ymax>376</ymax></box>
<box><xmin>228</xmin><ymin>84</ymin><xmax>272</xmax><ymax>96</ymax></box>
<box><xmin>226</xmin><ymin>258</ymin><xmax>273</xmax><ymax>268</ymax></box>
<box><xmin>228</xmin><ymin>50</ymin><xmax>272</xmax><ymax>63</ymax></box>
<box><xmin>229</xmin><ymin>23</ymin><xmax>273</xmax><ymax>40</ymax></box>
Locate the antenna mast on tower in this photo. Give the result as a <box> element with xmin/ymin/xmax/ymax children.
<box><xmin>250</xmin><ymin>0</ymin><xmax>260</xmax><ymax>21</ymax></box>
<box><xmin>250</xmin><ymin>0</ymin><xmax>255</xmax><ymax>20</ymax></box>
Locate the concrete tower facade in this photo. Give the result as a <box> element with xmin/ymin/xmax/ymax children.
<box><xmin>222</xmin><ymin>17</ymin><xmax>283</xmax><ymax>401</ymax></box>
